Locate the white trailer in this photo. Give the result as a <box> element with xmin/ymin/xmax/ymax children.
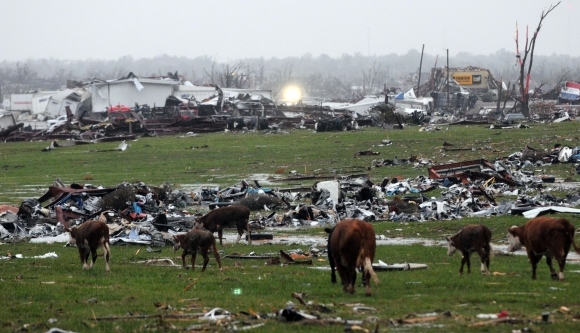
<box><xmin>3</xmin><ymin>93</ymin><xmax>34</xmax><ymax>111</ymax></box>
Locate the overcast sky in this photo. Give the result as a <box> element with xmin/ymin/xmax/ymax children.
<box><xmin>1</xmin><ymin>0</ymin><xmax>576</xmax><ymax>62</ymax></box>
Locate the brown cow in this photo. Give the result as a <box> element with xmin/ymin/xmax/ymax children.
<box><xmin>194</xmin><ymin>205</ymin><xmax>251</xmax><ymax>245</ymax></box>
<box><xmin>446</xmin><ymin>224</ymin><xmax>492</xmax><ymax>275</ymax></box>
<box><xmin>65</xmin><ymin>219</ymin><xmax>111</xmax><ymax>272</ymax></box>
<box><xmin>507</xmin><ymin>216</ymin><xmax>580</xmax><ymax>280</ymax></box>
<box><xmin>173</xmin><ymin>229</ymin><xmax>223</xmax><ymax>272</ymax></box>
<box><xmin>324</xmin><ymin>218</ymin><xmax>378</xmax><ymax>296</ymax></box>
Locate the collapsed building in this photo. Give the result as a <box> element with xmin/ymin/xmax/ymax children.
<box><xmin>2</xmin><ymin>67</ymin><xmax>578</xmax><ymax>142</ymax></box>
<box><xmin>1</xmin><ymin>70</ymin><xmax>438</xmax><ymax>141</ymax></box>
<box><xmin>419</xmin><ymin>66</ymin><xmax>501</xmax><ymax>111</ymax></box>
<box><xmin>384</xmin><ymin>66</ymin><xmax>501</xmax><ymax>118</ymax></box>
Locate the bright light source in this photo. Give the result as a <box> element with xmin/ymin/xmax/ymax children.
<box><xmin>232</xmin><ymin>288</ymin><xmax>242</xmax><ymax>295</ymax></box>
<box><xmin>283</xmin><ymin>86</ymin><xmax>302</xmax><ymax>103</ymax></box>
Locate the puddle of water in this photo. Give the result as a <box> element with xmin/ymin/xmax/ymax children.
<box><xmin>0</xmin><ymin>184</ymin><xmax>65</xmax><ymax>204</ymax></box>
<box><xmin>178</xmin><ymin>183</ymin><xmax>220</xmax><ymax>191</ymax></box>
<box><xmin>221</xmin><ymin>230</ymin><xmax>580</xmax><ymax>263</ymax></box>
<box><xmin>178</xmin><ymin>174</ymin><xmax>283</xmax><ymax>191</ymax></box>
<box><xmin>1</xmin><ymin>174</ymin><xmax>285</xmax><ymax>205</ymax></box>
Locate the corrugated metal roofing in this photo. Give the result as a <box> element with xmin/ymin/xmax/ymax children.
<box><xmin>173</xmin><ymin>85</ymin><xmax>216</xmax><ymax>101</ymax></box>
<box><xmin>91</xmin><ymin>79</ymin><xmax>176</xmax><ymax>112</ymax></box>
<box><xmin>31</xmin><ymin>91</ymin><xmax>57</xmax><ymax>114</ymax></box>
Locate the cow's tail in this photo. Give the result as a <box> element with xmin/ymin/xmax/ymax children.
<box><xmin>571</xmin><ymin>225</ymin><xmax>580</xmax><ymax>254</ymax></box>
<box><xmin>102</xmin><ymin>236</ymin><xmax>111</xmax><ymax>257</ymax></box>
<box><xmin>363</xmin><ymin>257</ymin><xmax>379</xmax><ymax>285</ymax></box>
<box><xmin>211</xmin><ymin>236</ymin><xmax>223</xmax><ymax>271</ymax></box>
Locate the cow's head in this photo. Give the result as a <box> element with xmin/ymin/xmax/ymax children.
<box><xmin>64</xmin><ymin>226</ymin><xmax>78</xmax><ymax>246</ymax></box>
<box><xmin>173</xmin><ymin>234</ymin><xmax>184</xmax><ymax>252</ymax></box>
<box><xmin>445</xmin><ymin>236</ymin><xmax>457</xmax><ymax>256</ymax></box>
<box><xmin>192</xmin><ymin>217</ymin><xmax>204</xmax><ymax>230</ymax></box>
<box><xmin>324</xmin><ymin>227</ymin><xmax>334</xmax><ymax>236</ymax></box>
<box><xmin>506</xmin><ymin>226</ymin><xmax>522</xmax><ymax>252</ymax></box>
<box><xmin>324</xmin><ymin>227</ymin><xmax>335</xmax><ymax>247</ymax></box>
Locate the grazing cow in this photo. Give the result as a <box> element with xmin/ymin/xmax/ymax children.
<box><xmin>194</xmin><ymin>205</ymin><xmax>251</xmax><ymax>245</ymax></box>
<box><xmin>507</xmin><ymin>216</ymin><xmax>580</xmax><ymax>280</ymax></box>
<box><xmin>446</xmin><ymin>224</ymin><xmax>492</xmax><ymax>275</ymax></box>
<box><xmin>324</xmin><ymin>218</ymin><xmax>378</xmax><ymax>296</ymax></box>
<box><xmin>173</xmin><ymin>229</ymin><xmax>223</xmax><ymax>272</ymax></box>
<box><xmin>65</xmin><ymin>218</ymin><xmax>111</xmax><ymax>272</ymax></box>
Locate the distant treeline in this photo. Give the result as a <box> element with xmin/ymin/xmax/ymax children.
<box><xmin>1</xmin><ymin>49</ymin><xmax>579</xmax><ymax>100</ymax></box>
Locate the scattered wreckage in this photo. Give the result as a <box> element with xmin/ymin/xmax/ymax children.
<box><xmin>3</xmin><ymin>139</ymin><xmax>580</xmax><ymax>244</ymax></box>
<box><xmin>4</xmin><ymin>69</ymin><xmax>580</xmax><ymax>146</ymax></box>
<box><xmin>0</xmin><ymin>73</ymin><xmax>392</xmax><ymax>142</ymax></box>
<box><xmin>0</xmin><ymin>81</ymin><xmax>478</xmax><ymax>143</ymax></box>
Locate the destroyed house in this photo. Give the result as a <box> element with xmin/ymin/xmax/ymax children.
<box><xmin>32</xmin><ymin>92</ymin><xmax>57</xmax><ymax>114</ymax></box>
<box><xmin>173</xmin><ymin>85</ymin><xmax>217</xmax><ymax>103</ymax></box>
<box><xmin>44</xmin><ymin>89</ymin><xmax>88</xmax><ymax>118</ymax></box>
<box><xmin>91</xmin><ymin>76</ymin><xmax>177</xmax><ymax>112</ymax></box>
<box><xmin>0</xmin><ymin>113</ymin><xmax>16</xmax><ymax>130</ymax></box>
<box><xmin>222</xmin><ymin>88</ymin><xmax>272</xmax><ymax>101</ymax></box>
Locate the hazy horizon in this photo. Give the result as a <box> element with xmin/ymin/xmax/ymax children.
<box><xmin>1</xmin><ymin>0</ymin><xmax>575</xmax><ymax>62</ymax></box>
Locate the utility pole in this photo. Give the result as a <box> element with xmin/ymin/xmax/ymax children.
<box><xmin>384</xmin><ymin>83</ymin><xmax>388</xmax><ymax>104</ymax></box>
<box><xmin>496</xmin><ymin>77</ymin><xmax>502</xmax><ymax>115</ymax></box>
<box><xmin>417</xmin><ymin>44</ymin><xmax>424</xmax><ymax>97</ymax></box>
<box><xmin>446</xmin><ymin>49</ymin><xmax>450</xmax><ymax>111</ymax></box>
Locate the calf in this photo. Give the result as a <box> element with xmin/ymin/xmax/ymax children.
<box><xmin>65</xmin><ymin>219</ymin><xmax>110</xmax><ymax>272</ymax></box>
<box><xmin>194</xmin><ymin>205</ymin><xmax>251</xmax><ymax>245</ymax></box>
<box><xmin>324</xmin><ymin>218</ymin><xmax>378</xmax><ymax>296</ymax></box>
<box><xmin>446</xmin><ymin>224</ymin><xmax>492</xmax><ymax>275</ymax></box>
<box><xmin>173</xmin><ymin>229</ymin><xmax>222</xmax><ymax>272</ymax></box>
<box><xmin>507</xmin><ymin>216</ymin><xmax>580</xmax><ymax>280</ymax></box>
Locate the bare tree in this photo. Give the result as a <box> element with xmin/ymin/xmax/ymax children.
<box><xmin>203</xmin><ymin>59</ymin><xmax>252</xmax><ymax>88</ymax></box>
<box><xmin>267</xmin><ymin>62</ymin><xmax>293</xmax><ymax>98</ymax></box>
<box><xmin>105</xmin><ymin>65</ymin><xmax>126</xmax><ymax>79</ymax></box>
<box><xmin>327</xmin><ymin>75</ymin><xmax>354</xmax><ymax>100</ymax></box>
<box><xmin>15</xmin><ymin>62</ymin><xmax>38</xmax><ymax>92</ymax></box>
<box><xmin>49</xmin><ymin>67</ymin><xmax>71</xmax><ymax>90</ymax></box>
<box><xmin>190</xmin><ymin>69</ymin><xmax>198</xmax><ymax>84</ymax></box>
<box><xmin>0</xmin><ymin>67</ymin><xmax>14</xmax><ymax>94</ymax></box>
<box><xmin>497</xmin><ymin>82</ymin><xmax>516</xmax><ymax>121</ymax></box>
<box><xmin>360</xmin><ymin>60</ymin><xmax>382</xmax><ymax>95</ymax></box>
<box><xmin>304</xmin><ymin>73</ymin><xmax>324</xmax><ymax>98</ymax></box>
<box><xmin>203</xmin><ymin>58</ymin><xmax>218</xmax><ymax>85</ymax></box>
<box><xmin>538</xmin><ymin>70</ymin><xmax>568</xmax><ymax>100</ymax></box>
<box><xmin>216</xmin><ymin>61</ymin><xmax>253</xmax><ymax>88</ymax></box>
<box><xmin>256</xmin><ymin>58</ymin><xmax>266</xmax><ymax>88</ymax></box>
<box><xmin>86</xmin><ymin>61</ymin><xmax>105</xmax><ymax>80</ymax></box>
<box><xmin>301</xmin><ymin>73</ymin><xmax>353</xmax><ymax>101</ymax></box>
<box><xmin>515</xmin><ymin>2</ymin><xmax>560</xmax><ymax>118</ymax></box>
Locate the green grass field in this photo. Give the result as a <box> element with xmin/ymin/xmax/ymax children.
<box><xmin>1</xmin><ymin>123</ymin><xmax>580</xmax><ymax>332</ymax></box>
<box><xmin>1</xmin><ymin>121</ymin><xmax>579</xmax><ymax>205</ymax></box>
<box><xmin>2</xmin><ymin>220</ymin><xmax>580</xmax><ymax>333</ymax></box>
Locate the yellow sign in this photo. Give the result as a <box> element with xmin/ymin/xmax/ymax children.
<box><xmin>452</xmin><ymin>74</ymin><xmax>472</xmax><ymax>85</ymax></box>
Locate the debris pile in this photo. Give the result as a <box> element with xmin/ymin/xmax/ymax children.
<box><xmin>4</xmin><ymin>135</ymin><xmax>580</xmax><ymax>242</ymax></box>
